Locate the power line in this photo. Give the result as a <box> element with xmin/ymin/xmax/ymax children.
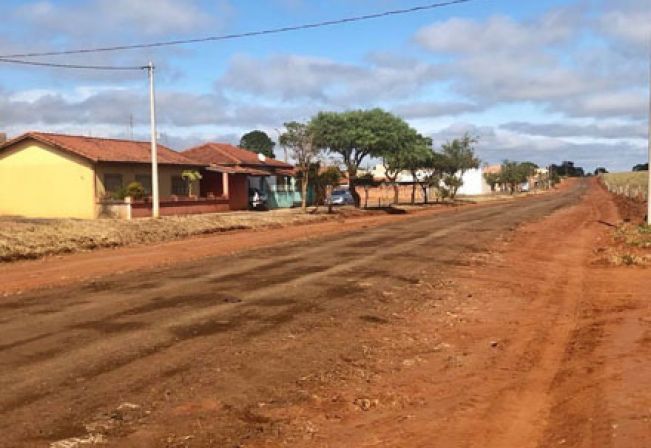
<box><xmin>0</xmin><ymin>0</ymin><xmax>478</xmax><ymax>59</ymax></box>
<box><xmin>0</xmin><ymin>57</ymin><xmax>146</xmax><ymax>70</ymax></box>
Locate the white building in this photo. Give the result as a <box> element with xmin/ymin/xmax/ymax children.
<box><xmin>371</xmin><ymin>164</ymin><xmax>491</xmax><ymax>196</ymax></box>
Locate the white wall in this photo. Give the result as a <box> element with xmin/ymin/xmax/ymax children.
<box><xmin>371</xmin><ymin>164</ymin><xmax>491</xmax><ymax>196</ymax></box>
<box><xmin>457</xmin><ymin>168</ymin><xmax>492</xmax><ymax>196</ymax></box>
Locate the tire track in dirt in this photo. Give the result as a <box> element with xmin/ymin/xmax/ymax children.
<box><xmin>0</xmin><ymin>183</ymin><xmax>586</xmax><ymax>447</ymax></box>
<box><xmin>256</xmin><ymin>179</ymin><xmax>648</xmax><ymax>448</ymax></box>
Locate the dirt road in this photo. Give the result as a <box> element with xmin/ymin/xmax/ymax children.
<box><xmin>1</xmin><ymin>180</ymin><xmax>649</xmax><ymax>447</ymax></box>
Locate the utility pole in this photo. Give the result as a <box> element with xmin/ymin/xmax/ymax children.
<box><xmin>647</xmin><ymin>41</ymin><xmax>651</xmax><ymax>225</ymax></box>
<box><xmin>147</xmin><ymin>61</ymin><xmax>160</xmax><ymax>218</ymax></box>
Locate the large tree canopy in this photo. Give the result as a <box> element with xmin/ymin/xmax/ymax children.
<box><xmin>309</xmin><ymin>108</ymin><xmax>423</xmax><ymax>207</ymax></box>
<box><xmin>239</xmin><ymin>130</ymin><xmax>276</xmax><ymax>158</ymax></box>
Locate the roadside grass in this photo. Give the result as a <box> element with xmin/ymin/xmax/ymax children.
<box><xmin>599</xmin><ymin>224</ymin><xmax>651</xmax><ymax>267</ymax></box>
<box><xmin>597</xmin><ymin>176</ymin><xmax>650</xmax><ymax>266</ymax></box>
<box><xmin>615</xmin><ymin>223</ymin><xmax>651</xmax><ymax>249</ymax></box>
<box><xmin>602</xmin><ymin>171</ymin><xmax>648</xmax><ymax>194</ymax></box>
<box><xmin>0</xmin><ymin>210</ymin><xmax>339</xmax><ymax>262</ymax></box>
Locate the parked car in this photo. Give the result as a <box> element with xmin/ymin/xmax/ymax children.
<box><xmin>328</xmin><ymin>189</ymin><xmax>355</xmax><ymax>206</ymax></box>
<box><xmin>249</xmin><ymin>188</ymin><xmax>268</xmax><ymax>210</ymax></box>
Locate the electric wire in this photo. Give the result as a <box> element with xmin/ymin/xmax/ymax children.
<box><xmin>0</xmin><ymin>0</ymin><xmax>477</xmax><ymax>59</ymax></box>
<box><xmin>0</xmin><ymin>57</ymin><xmax>146</xmax><ymax>70</ymax></box>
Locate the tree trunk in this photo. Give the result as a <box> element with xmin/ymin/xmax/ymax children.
<box><xmin>422</xmin><ymin>184</ymin><xmax>429</xmax><ymax>204</ymax></box>
<box><xmin>363</xmin><ymin>186</ymin><xmax>369</xmax><ymax>209</ymax></box>
<box><xmin>393</xmin><ymin>184</ymin><xmax>399</xmax><ymax>205</ymax></box>
<box><xmin>301</xmin><ymin>169</ymin><xmax>309</xmax><ymax>211</ymax></box>
<box><xmin>411</xmin><ymin>182</ymin><xmax>416</xmax><ymax>205</ymax></box>
<box><xmin>348</xmin><ymin>171</ymin><xmax>361</xmax><ymax>208</ymax></box>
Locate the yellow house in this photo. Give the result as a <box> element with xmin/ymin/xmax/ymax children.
<box><xmin>0</xmin><ymin>132</ymin><xmax>204</xmax><ymax>219</ymax></box>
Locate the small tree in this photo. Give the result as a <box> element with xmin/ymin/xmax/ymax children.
<box><xmin>182</xmin><ymin>170</ymin><xmax>202</xmax><ymax>197</ymax></box>
<box><xmin>280</xmin><ymin>121</ymin><xmax>321</xmax><ymax>211</ymax></box>
<box><xmin>403</xmin><ymin>138</ymin><xmax>433</xmax><ymax>205</ymax></box>
<box><xmin>312</xmin><ymin>165</ymin><xmax>343</xmax><ymax>208</ymax></box>
<box><xmin>121</xmin><ymin>182</ymin><xmax>146</xmax><ymax>200</ymax></box>
<box><xmin>356</xmin><ymin>173</ymin><xmax>376</xmax><ymax>209</ymax></box>
<box><xmin>483</xmin><ymin>172</ymin><xmax>501</xmax><ymax>192</ymax></box>
<box><xmin>440</xmin><ymin>133</ymin><xmax>480</xmax><ymax>199</ymax></box>
<box><xmin>499</xmin><ymin>161</ymin><xmax>537</xmax><ymax>194</ymax></box>
<box><xmin>418</xmin><ymin>151</ymin><xmax>447</xmax><ymax>204</ymax></box>
<box><xmin>240</xmin><ymin>130</ymin><xmax>276</xmax><ymax>158</ymax></box>
<box><xmin>382</xmin><ymin>151</ymin><xmax>405</xmax><ymax>205</ymax></box>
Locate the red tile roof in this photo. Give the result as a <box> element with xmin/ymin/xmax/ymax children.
<box><xmin>183</xmin><ymin>143</ymin><xmax>294</xmax><ymax>170</ymax></box>
<box><xmin>0</xmin><ymin>132</ymin><xmax>199</xmax><ymax>166</ymax></box>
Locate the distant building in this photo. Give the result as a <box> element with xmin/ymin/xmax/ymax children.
<box><xmin>370</xmin><ymin>163</ymin><xmax>492</xmax><ymax>196</ymax></box>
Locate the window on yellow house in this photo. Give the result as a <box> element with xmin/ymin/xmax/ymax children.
<box><xmin>104</xmin><ymin>174</ymin><xmax>123</xmax><ymax>194</ymax></box>
<box><xmin>171</xmin><ymin>176</ymin><xmax>188</xmax><ymax>196</ymax></box>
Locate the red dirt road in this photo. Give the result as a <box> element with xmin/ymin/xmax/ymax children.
<box><xmin>0</xmin><ymin>180</ymin><xmax>649</xmax><ymax>447</ymax></box>
<box><xmin>0</xmin><ymin>201</ymin><xmax>507</xmax><ymax>296</ymax></box>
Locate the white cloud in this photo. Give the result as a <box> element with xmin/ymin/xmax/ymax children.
<box><xmin>391</xmin><ymin>101</ymin><xmax>483</xmax><ymax>119</ymax></box>
<box><xmin>14</xmin><ymin>0</ymin><xmax>219</xmax><ymax>37</ymax></box>
<box><xmin>217</xmin><ymin>53</ymin><xmax>442</xmax><ymax>104</ymax></box>
<box><xmin>501</xmin><ymin>121</ymin><xmax>648</xmax><ymax>140</ymax></box>
<box><xmin>429</xmin><ymin>123</ymin><xmax>646</xmax><ymax>172</ymax></box>
<box><xmin>559</xmin><ymin>90</ymin><xmax>648</xmax><ymax>120</ymax></box>
<box><xmin>598</xmin><ymin>0</ymin><xmax>651</xmax><ymax>50</ymax></box>
<box><xmin>415</xmin><ymin>11</ymin><xmax>577</xmax><ymax>56</ymax></box>
<box><xmin>413</xmin><ymin>5</ymin><xmax>647</xmax><ymax>122</ymax></box>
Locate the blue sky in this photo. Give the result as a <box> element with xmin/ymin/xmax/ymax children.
<box><xmin>0</xmin><ymin>0</ymin><xmax>649</xmax><ymax>171</ymax></box>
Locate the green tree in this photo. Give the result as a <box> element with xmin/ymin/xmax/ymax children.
<box><xmin>381</xmin><ymin>134</ymin><xmax>431</xmax><ymax>205</ymax></box>
<box><xmin>499</xmin><ymin>161</ymin><xmax>537</xmax><ymax>194</ymax></box>
<box><xmin>310</xmin><ymin>108</ymin><xmax>422</xmax><ymax>207</ymax></box>
<box><xmin>439</xmin><ymin>134</ymin><xmax>480</xmax><ymax>199</ymax></box>
<box><xmin>403</xmin><ymin>137</ymin><xmax>434</xmax><ymax>205</ymax></box>
<box><xmin>356</xmin><ymin>172</ymin><xmax>378</xmax><ymax>209</ymax></box>
<box><xmin>124</xmin><ymin>182</ymin><xmax>146</xmax><ymax>200</ymax></box>
<box><xmin>240</xmin><ymin>130</ymin><xmax>276</xmax><ymax>158</ymax></box>
<box><xmin>279</xmin><ymin>121</ymin><xmax>320</xmax><ymax>211</ymax></box>
<box><xmin>299</xmin><ymin>163</ymin><xmax>343</xmax><ymax>209</ymax></box>
<box><xmin>483</xmin><ymin>172</ymin><xmax>501</xmax><ymax>192</ymax></box>
<box><xmin>382</xmin><ymin>149</ymin><xmax>406</xmax><ymax>205</ymax></box>
<box><xmin>418</xmin><ymin>151</ymin><xmax>448</xmax><ymax>203</ymax></box>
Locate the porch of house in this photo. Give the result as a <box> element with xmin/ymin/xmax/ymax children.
<box><xmin>248</xmin><ymin>175</ymin><xmax>304</xmax><ymax>209</ymax></box>
<box><xmin>98</xmin><ymin>168</ymin><xmax>240</xmax><ymax>219</ymax></box>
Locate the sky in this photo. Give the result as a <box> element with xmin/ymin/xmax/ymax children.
<box><xmin>0</xmin><ymin>0</ymin><xmax>649</xmax><ymax>171</ymax></box>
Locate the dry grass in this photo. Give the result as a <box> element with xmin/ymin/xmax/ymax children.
<box><xmin>0</xmin><ymin>210</ymin><xmax>338</xmax><ymax>262</ymax></box>
<box><xmin>598</xmin><ymin>224</ymin><xmax>651</xmax><ymax>267</ymax></box>
<box><xmin>615</xmin><ymin>223</ymin><xmax>651</xmax><ymax>249</ymax></box>
<box><xmin>602</xmin><ymin>172</ymin><xmax>648</xmax><ymax>193</ymax></box>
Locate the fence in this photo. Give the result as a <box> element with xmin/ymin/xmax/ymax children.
<box><xmin>355</xmin><ymin>184</ymin><xmax>436</xmax><ymax>207</ymax></box>
<box><xmin>97</xmin><ymin>196</ymin><xmax>230</xmax><ymax>219</ymax></box>
<box><xmin>601</xmin><ymin>173</ymin><xmax>649</xmax><ymax>202</ymax></box>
